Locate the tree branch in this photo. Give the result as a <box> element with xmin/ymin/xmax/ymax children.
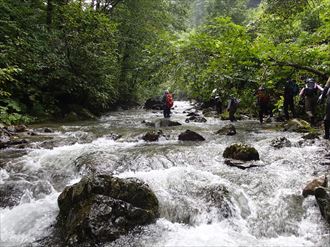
<box><xmin>269</xmin><ymin>58</ymin><xmax>329</xmax><ymax>80</ymax></box>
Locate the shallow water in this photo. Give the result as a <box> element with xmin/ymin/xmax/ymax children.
<box><xmin>0</xmin><ymin>101</ymin><xmax>329</xmax><ymax>246</ymax></box>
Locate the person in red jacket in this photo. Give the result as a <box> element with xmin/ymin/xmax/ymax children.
<box><xmin>162</xmin><ymin>90</ymin><xmax>173</xmax><ymax>118</ymax></box>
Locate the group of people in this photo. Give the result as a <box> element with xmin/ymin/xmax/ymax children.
<box><xmin>161</xmin><ymin>76</ymin><xmax>330</xmax><ymax>139</ymax></box>
<box><xmin>245</xmin><ymin>76</ymin><xmax>330</xmax><ymax>139</ymax></box>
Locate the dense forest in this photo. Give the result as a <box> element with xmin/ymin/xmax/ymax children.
<box><xmin>0</xmin><ymin>0</ymin><xmax>329</xmax><ymax>124</ymax></box>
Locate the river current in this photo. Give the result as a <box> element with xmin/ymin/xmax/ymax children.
<box><xmin>0</xmin><ymin>101</ymin><xmax>329</xmax><ymax>246</ymax></box>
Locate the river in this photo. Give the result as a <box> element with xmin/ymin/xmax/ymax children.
<box><xmin>0</xmin><ymin>101</ymin><xmax>329</xmax><ymax>246</ymax></box>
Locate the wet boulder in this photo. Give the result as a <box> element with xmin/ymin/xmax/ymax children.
<box><xmin>142</xmin><ymin>131</ymin><xmax>161</xmax><ymax>142</ymax></box>
<box><xmin>57</xmin><ymin>174</ymin><xmax>159</xmax><ymax>245</ymax></box>
<box><xmin>15</xmin><ymin>125</ymin><xmax>27</xmax><ymax>133</ymax></box>
<box><xmin>105</xmin><ymin>133</ymin><xmax>122</xmax><ymax>141</ymax></box>
<box><xmin>185</xmin><ymin>116</ymin><xmax>207</xmax><ymax>123</ymax></box>
<box><xmin>186</xmin><ymin>112</ymin><xmax>200</xmax><ymax>117</ymax></box>
<box><xmin>0</xmin><ymin>135</ymin><xmax>10</xmax><ymax>149</ymax></box>
<box><xmin>216</xmin><ymin>124</ymin><xmax>236</xmax><ymax>136</ymax></box>
<box><xmin>270</xmin><ymin>137</ymin><xmax>291</xmax><ymax>149</ymax></box>
<box><xmin>302</xmin><ymin>132</ymin><xmax>320</xmax><ymax>140</ymax></box>
<box><xmin>223</xmin><ymin>143</ymin><xmax>259</xmax><ymax>161</ymax></box>
<box><xmin>144</xmin><ymin>97</ymin><xmax>163</xmax><ymax>110</ymax></box>
<box><xmin>302</xmin><ymin>175</ymin><xmax>328</xmax><ymax>198</ymax></box>
<box><xmin>203</xmin><ymin>109</ymin><xmax>218</xmax><ymax>118</ymax></box>
<box><xmin>314</xmin><ymin>187</ymin><xmax>330</xmax><ymax>224</ymax></box>
<box><xmin>284</xmin><ymin>118</ymin><xmax>312</xmax><ymax>133</ymax></box>
<box><xmin>43</xmin><ymin>127</ymin><xmax>54</xmax><ymax>133</ymax></box>
<box><xmin>178</xmin><ymin>130</ymin><xmax>205</xmax><ymax>141</ymax></box>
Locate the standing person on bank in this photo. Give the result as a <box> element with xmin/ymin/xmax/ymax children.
<box><xmin>162</xmin><ymin>90</ymin><xmax>173</xmax><ymax>118</ymax></box>
<box><xmin>299</xmin><ymin>78</ymin><xmax>323</xmax><ymax>125</ymax></box>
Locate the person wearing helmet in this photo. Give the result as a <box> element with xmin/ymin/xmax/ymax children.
<box><xmin>318</xmin><ymin>76</ymin><xmax>330</xmax><ymax>139</ymax></box>
<box><xmin>299</xmin><ymin>78</ymin><xmax>323</xmax><ymax>125</ymax></box>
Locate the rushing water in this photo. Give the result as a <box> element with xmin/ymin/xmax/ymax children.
<box><xmin>0</xmin><ymin>101</ymin><xmax>329</xmax><ymax>247</ymax></box>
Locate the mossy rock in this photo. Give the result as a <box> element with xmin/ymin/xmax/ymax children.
<box><xmin>216</xmin><ymin>124</ymin><xmax>236</xmax><ymax>136</ymax></box>
<box><xmin>284</xmin><ymin>118</ymin><xmax>312</xmax><ymax>133</ymax></box>
<box><xmin>223</xmin><ymin>143</ymin><xmax>259</xmax><ymax>161</ymax></box>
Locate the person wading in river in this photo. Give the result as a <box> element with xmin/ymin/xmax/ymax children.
<box><xmin>162</xmin><ymin>90</ymin><xmax>173</xmax><ymax>118</ymax></box>
<box><xmin>255</xmin><ymin>85</ymin><xmax>271</xmax><ymax>124</ymax></box>
<box><xmin>283</xmin><ymin>78</ymin><xmax>298</xmax><ymax>120</ymax></box>
<box><xmin>227</xmin><ymin>95</ymin><xmax>240</xmax><ymax>122</ymax></box>
<box><xmin>299</xmin><ymin>77</ymin><xmax>323</xmax><ymax>126</ymax></box>
<box><xmin>318</xmin><ymin>76</ymin><xmax>330</xmax><ymax>139</ymax></box>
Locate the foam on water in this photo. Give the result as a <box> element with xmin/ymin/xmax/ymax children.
<box><xmin>0</xmin><ymin>101</ymin><xmax>329</xmax><ymax>246</ymax></box>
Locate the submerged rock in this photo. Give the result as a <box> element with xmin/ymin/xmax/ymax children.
<box><xmin>302</xmin><ymin>175</ymin><xmax>328</xmax><ymax>198</ymax></box>
<box><xmin>224</xmin><ymin>159</ymin><xmax>260</xmax><ymax>170</ymax></box>
<box><xmin>315</xmin><ymin>187</ymin><xmax>330</xmax><ymax>224</ymax></box>
<box><xmin>270</xmin><ymin>137</ymin><xmax>291</xmax><ymax>149</ymax></box>
<box><xmin>178</xmin><ymin>130</ymin><xmax>205</xmax><ymax>141</ymax></box>
<box><xmin>185</xmin><ymin>116</ymin><xmax>207</xmax><ymax>123</ymax></box>
<box><xmin>223</xmin><ymin>143</ymin><xmax>259</xmax><ymax>161</ymax></box>
<box><xmin>216</xmin><ymin>124</ymin><xmax>236</xmax><ymax>136</ymax></box>
<box><xmin>57</xmin><ymin>174</ymin><xmax>159</xmax><ymax>245</ymax></box>
<box><xmin>154</xmin><ymin>119</ymin><xmax>181</xmax><ymax>128</ymax></box>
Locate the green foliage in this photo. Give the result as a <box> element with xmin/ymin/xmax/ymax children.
<box><xmin>0</xmin><ymin>0</ymin><xmax>329</xmax><ymax>124</ymax></box>
<box><xmin>0</xmin><ymin>99</ymin><xmax>32</xmax><ymax>125</ymax></box>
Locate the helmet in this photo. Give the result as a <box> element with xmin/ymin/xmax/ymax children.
<box><xmin>305</xmin><ymin>78</ymin><xmax>315</xmax><ymax>84</ymax></box>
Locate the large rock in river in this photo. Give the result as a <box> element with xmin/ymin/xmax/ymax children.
<box><xmin>315</xmin><ymin>187</ymin><xmax>330</xmax><ymax>224</ymax></box>
<box><xmin>302</xmin><ymin>175</ymin><xmax>328</xmax><ymax>197</ymax></box>
<box><xmin>223</xmin><ymin>143</ymin><xmax>259</xmax><ymax>161</ymax></box>
<box><xmin>144</xmin><ymin>97</ymin><xmax>163</xmax><ymax>110</ymax></box>
<box><xmin>178</xmin><ymin>130</ymin><xmax>205</xmax><ymax>141</ymax></box>
<box><xmin>57</xmin><ymin>174</ymin><xmax>159</xmax><ymax>245</ymax></box>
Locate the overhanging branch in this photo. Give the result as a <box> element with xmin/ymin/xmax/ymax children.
<box><xmin>269</xmin><ymin>58</ymin><xmax>329</xmax><ymax>80</ymax></box>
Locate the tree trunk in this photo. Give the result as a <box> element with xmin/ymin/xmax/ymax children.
<box><xmin>47</xmin><ymin>0</ymin><xmax>53</xmax><ymax>30</ymax></box>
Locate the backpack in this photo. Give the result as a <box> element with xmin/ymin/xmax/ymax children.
<box><xmin>256</xmin><ymin>90</ymin><xmax>269</xmax><ymax>104</ymax></box>
<box><xmin>166</xmin><ymin>93</ymin><xmax>174</xmax><ymax>108</ymax></box>
<box><xmin>291</xmin><ymin>82</ymin><xmax>299</xmax><ymax>96</ymax></box>
<box><xmin>304</xmin><ymin>82</ymin><xmax>317</xmax><ymax>97</ymax></box>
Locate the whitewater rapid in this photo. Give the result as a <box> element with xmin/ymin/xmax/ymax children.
<box><xmin>0</xmin><ymin>101</ymin><xmax>329</xmax><ymax>246</ymax></box>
